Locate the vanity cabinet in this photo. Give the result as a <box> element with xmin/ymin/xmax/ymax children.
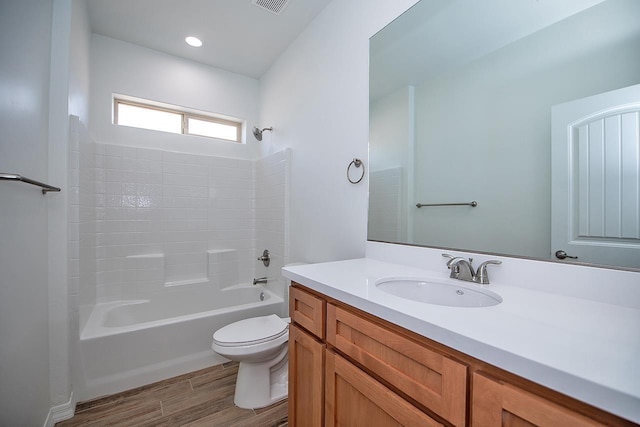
<box><xmin>288</xmin><ymin>283</ymin><xmax>634</xmax><ymax>427</ymax></box>
<box><xmin>325</xmin><ymin>350</ymin><xmax>443</xmax><ymax>427</ymax></box>
<box><xmin>289</xmin><ymin>286</ymin><xmax>326</xmax><ymax>426</ymax></box>
<box><xmin>289</xmin><ymin>324</ymin><xmax>324</xmax><ymax>427</ymax></box>
<box><xmin>290</xmin><ymin>284</ymin><xmax>458</xmax><ymax>426</ymax></box>
<box><xmin>327</xmin><ymin>303</ymin><xmax>467</xmax><ymax>426</ymax></box>
<box><xmin>472</xmin><ymin>372</ymin><xmax>605</xmax><ymax>427</ymax></box>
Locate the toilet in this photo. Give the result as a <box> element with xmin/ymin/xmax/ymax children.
<box><xmin>211</xmin><ymin>314</ymin><xmax>290</xmax><ymax>409</ymax></box>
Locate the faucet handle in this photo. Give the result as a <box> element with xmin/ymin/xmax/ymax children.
<box><xmin>442</xmin><ymin>254</ymin><xmax>461</xmax><ymax>279</ymax></box>
<box><xmin>442</xmin><ymin>253</ymin><xmax>455</xmax><ymax>267</ymax></box>
<box><xmin>442</xmin><ymin>253</ymin><xmax>474</xmax><ymax>267</ymax></box>
<box><xmin>474</xmin><ymin>260</ymin><xmax>502</xmax><ymax>285</ymax></box>
<box><xmin>257</xmin><ymin>249</ymin><xmax>270</xmax><ymax>267</ymax></box>
<box><xmin>442</xmin><ymin>253</ymin><xmax>465</xmax><ymax>269</ymax></box>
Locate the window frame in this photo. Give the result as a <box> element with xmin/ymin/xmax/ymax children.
<box><xmin>113</xmin><ymin>98</ymin><xmax>242</xmax><ymax>143</ymax></box>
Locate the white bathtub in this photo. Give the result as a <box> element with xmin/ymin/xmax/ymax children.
<box><xmin>77</xmin><ymin>284</ymin><xmax>284</xmax><ymax>400</ymax></box>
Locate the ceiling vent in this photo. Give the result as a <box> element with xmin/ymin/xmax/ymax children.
<box><xmin>252</xmin><ymin>0</ymin><xmax>290</xmax><ymax>15</ymax></box>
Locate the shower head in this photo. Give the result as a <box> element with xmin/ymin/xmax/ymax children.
<box><xmin>252</xmin><ymin>126</ymin><xmax>273</xmax><ymax>141</ymax></box>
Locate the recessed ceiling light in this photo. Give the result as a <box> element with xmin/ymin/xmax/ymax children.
<box><xmin>185</xmin><ymin>36</ymin><xmax>203</xmax><ymax>47</ymax></box>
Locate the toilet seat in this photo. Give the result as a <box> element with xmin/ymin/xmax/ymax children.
<box><xmin>213</xmin><ymin>314</ymin><xmax>288</xmax><ymax>347</ymax></box>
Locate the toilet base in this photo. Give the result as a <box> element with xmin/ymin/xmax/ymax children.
<box><xmin>233</xmin><ymin>344</ymin><xmax>288</xmax><ymax>409</ymax></box>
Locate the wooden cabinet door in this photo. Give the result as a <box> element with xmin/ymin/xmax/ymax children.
<box><xmin>327</xmin><ymin>303</ymin><xmax>467</xmax><ymax>426</ymax></box>
<box><xmin>472</xmin><ymin>372</ymin><xmax>606</xmax><ymax>427</ymax></box>
<box><xmin>289</xmin><ymin>324</ymin><xmax>324</xmax><ymax>427</ymax></box>
<box><xmin>325</xmin><ymin>351</ymin><xmax>444</xmax><ymax>427</ymax></box>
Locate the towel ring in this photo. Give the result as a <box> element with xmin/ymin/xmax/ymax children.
<box><xmin>347</xmin><ymin>158</ymin><xmax>365</xmax><ymax>184</ymax></box>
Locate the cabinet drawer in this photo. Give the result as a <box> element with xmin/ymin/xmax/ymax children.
<box><xmin>327</xmin><ymin>304</ymin><xmax>467</xmax><ymax>427</ymax></box>
<box><xmin>325</xmin><ymin>351</ymin><xmax>443</xmax><ymax>427</ymax></box>
<box><xmin>472</xmin><ymin>372</ymin><xmax>606</xmax><ymax>427</ymax></box>
<box><xmin>290</xmin><ymin>285</ymin><xmax>325</xmax><ymax>339</ymax></box>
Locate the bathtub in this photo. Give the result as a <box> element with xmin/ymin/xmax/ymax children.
<box><xmin>77</xmin><ymin>284</ymin><xmax>284</xmax><ymax>400</ymax></box>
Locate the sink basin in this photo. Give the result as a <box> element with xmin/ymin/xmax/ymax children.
<box><xmin>375</xmin><ymin>278</ymin><xmax>502</xmax><ymax>308</ymax></box>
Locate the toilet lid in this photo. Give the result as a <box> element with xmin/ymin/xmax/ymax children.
<box><xmin>213</xmin><ymin>314</ymin><xmax>288</xmax><ymax>346</ymax></box>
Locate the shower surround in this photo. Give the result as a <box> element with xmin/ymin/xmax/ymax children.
<box><xmin>68</xmin><ymin>116</ymin><xmax>289</xmax><ymax>399</ymax></box>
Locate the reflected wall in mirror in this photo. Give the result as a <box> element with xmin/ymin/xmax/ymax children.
<box><xmin>368</xmin><ymin>0</ymin><xmax>640</xmax><ymax>270</ymax></box>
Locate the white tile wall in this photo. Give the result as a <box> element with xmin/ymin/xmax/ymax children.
<box><xmin>123</xmin><ymin>254</ymin><xmax>165</xmax><ymax>296</ymax></box>
<box><xmin>162</xmin><ymin>151</ymin><xmax>210</xmax><ymax>284</ymax></box>
<box><xmin>78</xmin><ymin>141</ymin><xmax>289</xmax><ymax>303</ymax></box>
<box><xmin>255</xmin><ymin>149</ymin><xmax>290</xmax><ymax>301</ymax></box>
<box><xmin>208</xmin><ymin>155</ymin><xmax>255</xmax><ymax>288</ymax></box>
<box><xmin>207</xmin><ymin>249</ymin><xmax>239</xmax><ymax>289</ymax></box>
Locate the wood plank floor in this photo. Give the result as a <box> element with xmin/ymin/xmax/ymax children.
<box><xmin>56</xmin><ymin>362</ymin><xmax>288</xmax><ymax>427</ymax></box>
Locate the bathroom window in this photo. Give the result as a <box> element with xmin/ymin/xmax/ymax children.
<box><xmin>114</xmin><ymin>98</ymin><xmax>242</xmax><ymax>142</ymax></box>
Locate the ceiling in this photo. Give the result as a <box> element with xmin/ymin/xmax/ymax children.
<box><xmin>87</xmin><ymin>0</ymin><xmax>332</xmax><ymax>79</ymax></box>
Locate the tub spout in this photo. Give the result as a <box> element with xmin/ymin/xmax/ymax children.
<box><xmin>253</xmin><ymin>277</ymin><xmax>267</xmax><ymax>285</ymax></box>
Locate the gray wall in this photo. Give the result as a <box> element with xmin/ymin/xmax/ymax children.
<box><xmin>413</xmin><ymin>22</ymin><xmax>640</xmax><ymax>258</ymax></box>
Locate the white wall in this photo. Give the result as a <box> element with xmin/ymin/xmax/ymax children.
<box><xmin>90</xmin><ymin>35</ymin><xmax>261</xmax><ymax>159</ymax></box>
<box><xmin>0</xmin><ymin>0</ymin><xmax>53</xmax><ymax>425</ymax></box>
<box><xmin>70</xmin><ymin>116</ymin><xmax>96</xmax><ymax>333</ymax></box>
<box><xmin>43</xmin><ymin>0</ymin><xmax>93</xmax><ymax>418</ymax></box>
<box><xmin>66</xmin><ymin>3</ymin><xmax>93</xmax><ymax>413</ymax></box>
<box><xmin>69</xmin><ymin>0</ymin><xmax>91</xmax><ymax>125</ymax></box>
<box><xmin>259</xmin><ymin>0</ymin><xmax>420</xmax><ymax>263</ymax></box>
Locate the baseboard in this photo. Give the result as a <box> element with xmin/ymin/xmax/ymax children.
<box><xmin>43</xmin><ymin>392</ymin><xmax>75</xmax><ymax>427</ymax></box>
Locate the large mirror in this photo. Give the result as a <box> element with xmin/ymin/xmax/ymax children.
<box><xmin>368</xmin><ymin>0</ymin><xmax>640</xmax><ymax>270</ymax></box>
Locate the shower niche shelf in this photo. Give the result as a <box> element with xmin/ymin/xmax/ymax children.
<box><xmin>122</xmin><ymin>248</ymin><xmax>244</xmax><ymax>291</ymax></box>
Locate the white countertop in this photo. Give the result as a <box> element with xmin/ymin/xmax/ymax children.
<box><xmin>282</xmin><ymin>257</ymin><xmax>640</xmax><ymax>424</ymax></box>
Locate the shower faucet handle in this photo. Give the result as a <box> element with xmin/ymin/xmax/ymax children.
<box><xmin>257</xmin><ymin>249</ymin><xmax>270</xmax><ymax>267</ymax></box>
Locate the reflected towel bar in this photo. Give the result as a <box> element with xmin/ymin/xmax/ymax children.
<box><xmin>416</xmin><ymin>201</ymin><xmax>477</xmax><ymax>208</ymax></box>
<box><xmin>0</xmin><ymin>173</ymin><xmax>61</xmax><ymax>194</ymax></box>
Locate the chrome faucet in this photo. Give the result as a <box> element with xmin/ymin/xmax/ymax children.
<box><xmin>253</xmin><ymin>277</ymin><xmax>268</xmax><ymax>285</ymax></box>
<box><xmin>442</xmin><ymin>254</ymin><xmax>501</xmax><ymax>284</ymax></box>
<box><xmin>474</xmin><ymin>260</ymin><xmax>502</xmax><ymax>284</ymax></box>
<box><xmin>446</xmin><ymin>256</ymin><xmax>476</xmax><ymax>281</ymax></box>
